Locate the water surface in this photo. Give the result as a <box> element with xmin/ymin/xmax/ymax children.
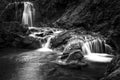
<box><xmin>0</xmin><ymin>48</ymin><xmax>107</xmax><ymax>80</ymax></box>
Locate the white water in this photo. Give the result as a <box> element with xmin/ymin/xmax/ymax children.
<box><xmin>84</xmin><ymin>53</ymin><xmax>113</xmax><ymax>62</ymax></box>
<box><xmin>82</xmin><ymin>39</ymin><xmax>113</xmax><ymax>63</ymax></box>
<box><xmin>22</xmin><ymin>2</ymin><xmax>35</xmax><ymax>27</ymax></box>
<box><xmin>37</xmin><ymin>30</ymin><xmax>62</xmax><ymax>52</ymax></box>
<box><xmin>37</xmin><ymin>36</ymin><xmax>54</xmax><ymax>52</ymax></box>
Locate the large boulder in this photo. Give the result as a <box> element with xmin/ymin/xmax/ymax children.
<box><xmin>22</xmin><ymin>36</ymin><xmax>41</xmax><ymax>49</ymax></box>
<box><xmin>51</xmin><ymin>31</ymin><xmax>72</xmax><ymax>49</ymax></box>
<box><xmin>64</xmin><ymin>50</ymin><xmax>84</xmax><ymax>63</ymax></box>
<box><xmin>56</xmin><ymin>50</ymin><xmax>87</xmax><ymax>69</ymax></box>
<box><xmin>63</xmin><ymin>38</ymin><xmax>84</xmax><ymax>54</ymax></box>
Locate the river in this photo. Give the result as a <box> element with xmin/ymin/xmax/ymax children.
<box><xmin>0</xmin><ymin>48</ymin><xmax>109</xmax><ymax>80</ymax></box>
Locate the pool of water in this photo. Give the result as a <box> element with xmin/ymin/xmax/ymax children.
<box><xmin>0</xmin><ymin>48</ymin><xmax>108</xmax><ymax>80</ymax></box>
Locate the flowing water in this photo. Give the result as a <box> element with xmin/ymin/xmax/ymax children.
<box><xmin>0</xmin><ymin>34</ymin><xmax>113</xmax><ymax>80</ymax></box>
<box><xmin>36</xmin><ymin>30</ymin><xmax>62</xmax><ymax>52</ymax></box>
<box><xmin>22</xmin><ymin>2</ymin><xmax>35</xmax><ymax>27</ymax></box>
<box><xmin>82</xmin><ymin>38</ymin><xmax>113</xmax><ymax>62</ymax></box>
<box><xmin>0</xmin><ymin>1</ymin><xmax>114</xmax><ymax>80</ymax></box>
<box><xmin>0</xmin><ymin>27</ymin><xmax>114</xmax><ymax>80</ymax></box>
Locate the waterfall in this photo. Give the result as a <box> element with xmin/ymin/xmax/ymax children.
<box><xmin>82</xmin><ymin>38</ymin><xmax>113</xmax><ymax>62</ymax></box>
<box><xmin>37</xmin><ymin>30</ymin><xmax>62</xmax><ymax>52</ymax></box>
<box><xmin>22</xmin><ymin>2</ymin><xmax>35</xmax><ymax>27</ymax></box>
<box><xmin>43</xmin><ymin>36</ymin><xmax>54</xmax><ymax>49</ymax></box>
<box><xmin>37</xmin><ymin>36</ymin><xmax>54</xmax><ymax>52</ymax></box>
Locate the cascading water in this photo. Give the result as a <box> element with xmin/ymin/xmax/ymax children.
<box><xmin>37</xmin><ymin>36</ymin><xmax>54</xmax><ymax>52</ymax></box>
<box><xmin>36</xmin><ymin>30</ymin><xmax>62</xmax><ymax>52</ymax></box>
<box><xmin>22</xmin><ymin>2</ymin><xmax>35</xmax><ymax>27</ymax></box>
<box><xmin>82</xmin><ymin>38</ymin><xmax>113</xmax><ymax>62</ymax></box>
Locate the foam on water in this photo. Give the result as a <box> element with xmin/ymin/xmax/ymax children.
<box><xmin>84</xmin><ymin>53</ymin><xmax>113</xmax><ymax>62</ymax></box>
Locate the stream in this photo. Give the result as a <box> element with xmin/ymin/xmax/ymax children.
<box><xmin>0</xmin><ymin>48</ymin><xmax>108</xmax><ymax>80</ymax></box>
<box><xmin>0</xmin><ymin>1</ymin><xmax>114</xmax><ymax>80</ymax></box>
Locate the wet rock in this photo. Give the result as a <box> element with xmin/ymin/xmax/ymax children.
<box><xmin>0</xmin><ymin>22</ymin><xmax>31</xmax><ymax>48</ymax></box>
<box><xmin>51</xmin><ymin>31</ymin><xmax>72</xmax><ymax>48</ymax></box>
<box><xmin>22</xmin><ymin>36</ymin><xmax>41</xmax><ymax>49</ymax></box>
<box><xmin>35</xmin><ymin>33</ymin><xmax>44</xmax><ymax>37</ymax></box>
<box><xmin>29</xmin><ymin>28</ymin><xmax>39</xmax><ymax>33</ymax></box>
<box><xmin>63</xmin><ymin>38</ymin><xmax>84</xmax><ymax>54</ymax></box>
<box><xmin>59</xmin><ymin>37</ymin><xmax>84</xmax><ymax>60</ymax></box>
<box><xmin>0</xmin><ymin>22</ymin><xmax>29</xmax><ymax>35</ymax></box>
<box><xmin>103</xmin><ymin>68</ymin><xmax>120</xmax><ymax>80</ymax></box>
<box><xmin>65</xmin><ymin>50</ymin><xmax>84</xmax><ymax>63</ymax></box>
<box><xmin>23</xmin><ymin>36</ymin><xmax>34</xmax><ymax>44</ymax></box>
<box><xmin>101</xmin><ymin>56</ymin><xmax>120</xmax><ymax>80</ymax></box>
<box><xmin>109</xmin><ymin>32</ymin><xmax>120</xmax><ymax>53</ymax></box>
<box><xmin>44</xmin><ymin>30</ymin><xmax>53</xmax><ymax>36</ymax></box>
<box><xmin>56</xmin><ymin>50</ymin><xmax>87</xmax><ymax>69</ymax></box>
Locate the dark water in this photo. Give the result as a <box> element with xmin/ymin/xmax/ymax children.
<box><xmin>0</xmin><ymin>48</ymin><xmax>107</xmax><ymax>80</ymax></box>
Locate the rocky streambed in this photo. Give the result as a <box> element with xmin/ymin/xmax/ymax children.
<box><xmin>0</xmin><ymin>24</ymin><xmax>119</xmax><ymax>80</ymax></box>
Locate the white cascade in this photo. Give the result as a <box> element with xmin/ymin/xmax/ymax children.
<box><xmin>82</xmin><ymin>38</ymin><xmax>113</xmax><ymax>62</ymax></box>
<box><xmin>22</xmin><ymin>2</ymin><xmax>35</xmax><ymax>27</ymax></box>
<box><xmin>37</xmin><ymin>31</ymin><xmax>62</xmax><ymax>52</ymax></box>
<box><xmin>37</xmin><ymin>36</ymin><xmax>54</xmax><ymax>52</ymax></box>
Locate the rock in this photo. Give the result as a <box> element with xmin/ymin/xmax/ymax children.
<box><xmin>22</xmin><ymin>36</ymin><xmax>41</xmax><ymax>49</ymax></box>
<box><xmin>60</xmin><ymin>37</ymin><xmax>84</xmax><ymax>60</ymax></box>
<box><xmin>44</xmin><ymin>30</ymin><xmax>53</xmax><ymax>36</ymax></box>
<box><xmin>56</xmin><ymin>50</ymin><xmax>87</xmax><ymax>69</ymax></box>
<box><xmin>101</xmin><ymin>55</ymin><xmax>120</xmax><ymax>80</ymax></box>
<box><xmin>109</xmin><ymin>32</ymin><xmax>120</xmax><ymax>53</ymax></box>
<box><xmin>63</xmin><ymin>38</ymin><xmax>84</xmax><ymax>54</ymax></box>
<box><xmin>103</xmin><ymin>68</ymin><xmax>120</xmax><ymax>80</ymax></box>
<box><xmin>0</xmin><ymin>22</ymin><xmax>29</xmax><ymax>36</ymax></box>
<box><xmin>51</xmin><ymin>31</ymin><xmax>72</xmax><ymax>48</ymax></box>
<box><xmin>0</xmin><ymin>22</ymin><xmax>34</xmax><ymax>48</ymax></box>
<box><xmin>29</xmin><ymin>28</ymin><xmax>40</xmax><ymax>33</ymax></box>
<box><xmin>23</xmin><ymin>36</ymin><xmax>34</xmax><ymax>44</ymax></box>
<box><xmin>35</xmin><ymin>33</ymin><xmax>44</xmax><ymax>37</ymax></box>
<box><xmin>65</xmin><ymin>50</ymin><xmax>84</xmax><ymax>63</ymax></box>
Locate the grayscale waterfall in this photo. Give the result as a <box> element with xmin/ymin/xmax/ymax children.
<box><xmin>22</xmin><ymin>2</ymin><xmax>35</xmax><ymax>27</ymax></box>
<box><xmin>1</xmin><ymin>0</ymin><xmax>119</xmax><ymax>80</ymax></box>
<box><xmin>82</xmin><ymin>38</ymin><xmax>113</xmax><ymax>62</ymax></box>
